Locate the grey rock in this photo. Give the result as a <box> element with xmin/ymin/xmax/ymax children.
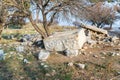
<box><xmin>93</xmin><ymin>55</ymin><xmax>98</xmax><ymax>58</ymax></box>
<box><xmin>0</xmin><ymin>50</ymin><xmax>4</xmax><ymax>60</ymax></box>
<box><xmin>112</xmin><ymin>52</ymin><xmax>116</xmax><ymax>56</ymax></box>
<box><xmin>68</xmin><ymin>62</ymin><xmax>73</xmax><ymax>66</ymax></box>
<box><xmin>76</xmin><ymin>63</ymin><xmax>86</xmax><ymax>69</ymax></box>
<box><xmin>38</xmin><ymin>49</ymin><xmax>50</xmax><ymax>61</ymax></box>
<box><xmin>118</xmin><ymin>72</ymin><xmax>120</xmax><ymax>75</ymax></box>
<box><xmin>44</xmin><ymin>29</ymin><xmax>86</xmax><ymax>51</ymax></box>
<box><xmin>116</xmin><ymin>53</ymin><xmax>120</xmax><ymax>56</ymax></box>
<box><xmin>16</xmin><ymin>46</ymin><xmax>24</xmax><ymax>53</ymax></box>
<box><xmin>19</xmin><ymin>38</ymin><xmax>28</xmax><ymax>42</ymax></box>
<box><xmin>63</xmin><ymin>49</ymin><xmax>79</xmax><ymax>57</ymax></box>
<box><xmin>23</xmin><ymin>58</ymin><xmax>30</xmax><ymax>64</ymax></box>
<box><xmin>44</xmin><ymin>65</ymin><xmax>49</xmax><ymax>68</ymax></box>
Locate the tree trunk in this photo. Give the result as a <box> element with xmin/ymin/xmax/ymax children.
<box><xmin>109</xmin><ymin>23</ymin><xmax>112</xmax><ymax>29</ymax></box>
<box><xmin>42</xmin><ymin>10</ymin><xmax>50</xmax><ymax>37</ymax></box>
<box><xmin>28</xmin><ymin>14</ymin><xmax>47</xmax><ymax>39</ymax></box>
<box><xmin>36</xmin><ymin>8</ymin><xmax>40</xmax><ymax>23</ymax></box>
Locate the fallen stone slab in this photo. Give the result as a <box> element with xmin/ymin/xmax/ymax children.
<box><xmin>81</xmin><ymin>23</ymin><xmax>108</xmax><ymax>34</ymax></box>
<box><xmin>43</xmin><ymin>29</ymin><xmax>86</xmax><ymax>51</ymax></box>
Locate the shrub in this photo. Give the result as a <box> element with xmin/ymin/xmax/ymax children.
<box><xmin>82</xmin><ymin>2</ymin><xmax>115</xmax><ymax>28</ymax></box>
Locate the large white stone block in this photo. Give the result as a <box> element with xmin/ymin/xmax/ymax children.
<box><xmin>43</xmin><ymin>29</ymin><xmax>86</xmax><ymax>51</ymax></box>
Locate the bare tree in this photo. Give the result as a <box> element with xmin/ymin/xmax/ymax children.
<box><xmin>2</xmin><ymin>0</ymin><xmax>85</xmax><ymax>39</ymax></box>
<box><xmin>79</xmin><ymin>2</ymin><xmax>116</xmax><ymax>28</ymax></box>
<box><xmin>2</xmin><ymin>0</ymin><xmax>47</xmax><ymax>38</ymax></box>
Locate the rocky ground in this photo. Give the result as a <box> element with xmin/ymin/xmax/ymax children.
<box><xmin>0</xmin><ymin>25</ymin><xmax>120</xmax><ymax>80</ymax></box>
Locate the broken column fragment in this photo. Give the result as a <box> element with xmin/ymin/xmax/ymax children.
<box><xmin>43</xmin><ymin>29</ymin><xmax>86</xmax><ymax>51</ymax></box>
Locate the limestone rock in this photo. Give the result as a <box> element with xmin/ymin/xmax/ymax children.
<box><xmin>63</xmin><ymin>49</ymin><xmax>79</xmax><ymax>57</ymax></box>
<box><xmin>16</xmin><ymin>46</ymin><xmax>24</xmax><ymax>53</ymax></box>
<box><xmin>75</xmin><ymin>63</ymin><xmax>86</xmax><ymax>69</ymax></box>
<box><xmin>38</xmin><ymin>49</ymin><xmax>50</xmax><ymax>61</ymax></box>
<box><xmin>43</xmin><ymin>29</ymin><xmax>86</xmax><ymax>51</ymax></box>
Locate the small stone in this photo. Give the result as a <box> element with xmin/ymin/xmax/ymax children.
<box><xmin>45</xmin><ymin>73</ymin><xmax>51</xmax><ymax>77</ymax></box>
<box><xmin>40</xmin><ymin>63</ymin><xmax>45</xmax><ymax>66</ymax></box>
<box><xmin>16</xmin><ymin>46</ymin><xmax>24</xmax><ymax>53</ymax></box>
<box><xmin>116</xmin><ymin>53</ymin><xmax>120</xmax><ymax>56</ymax></box>
<box><xmin>76</xmin><ymin>63</ymin><xmax>86</xmax><ymax>69</ymax></box>
<box><xmin>63</xmin><ymin>49</ymin><xmax>79</xmax><ymax>57</ymax></box>
<box><xmin>68</xmin><ymin>62</ymin><xmax>73</xmax><ymax>66</ymax></box>
<box><xmin>19</xmin><ymin>38</ymin><xmax>28</xmax><ymax>42</ymax></box>
<box><xmin>118</xmin><ymin>72</ymin><xmax>120</xmax><ymax>75</ymax></box>
<box><xmin>23</xmin><ymin>59</ymin><xmax>30</xmax><ymax>64</ymax></box>
<box><xmin>100</xmin><ymin>52</ymin><xmax>107</xmax><ymax>55</ymax></box>
<box><xmin>38</xmin><ymin>49</ymin><xmax>50</xmax><ymax>61</ymax></box>
<box><xmin>44</xmin><ymin>65</ymin><xmax>49</xmax><ymax>68</ymax></box>
<box><xmin>93</xmin><ymin>55</ymin><xmax>98</xmax><ymax>58</ymax></box>
<box><xmin>111</xmin><ymin>52</ymin><xmax>116</xmax><ymax>56</ymax></box>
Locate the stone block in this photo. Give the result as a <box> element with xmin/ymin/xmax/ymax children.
<box><xmin>43</xmin><ymin>29</ymin><xmax>86</xmax><ymax>51</ymax></box>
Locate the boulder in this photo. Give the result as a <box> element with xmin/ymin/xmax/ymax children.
<box><xmin>38</xmin><ymin>49</ymin><xmax>50</xmax><ymax>61</ymax></box>
<box><xmin>43</xmin><ymin>29</ymin><xmax>86</xmax><ymax>51</ymax></box>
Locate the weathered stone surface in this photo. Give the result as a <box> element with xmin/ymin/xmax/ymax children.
<box><xmin>43</xmin><ymin>29</ymin><xmax>86</xmax><ymax>51</ymax></box>
<box><xmin>63</xmin><ymin>49</ymin><xmax>79</xmax><ymax>57</ymax></box>
<box><xmin>38</xmin><ymin>49</ymin><xmax>50</xmax><ymax>61</ymax></box>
